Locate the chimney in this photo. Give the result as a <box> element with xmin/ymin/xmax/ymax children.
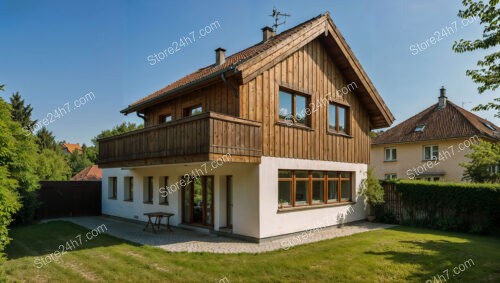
<box><xmin>438</xmin><ymin>86</ymin><xmax>447</xmax><ymax>109</ymax></box>
<box><xmin>262</xmin><ymin>26</ymin><xmax>275</xmax><ymax>41</ymax></box>
<box><xmin>215</xmin><ymin>47</ymin><xmax>226</xmax><ymax>65</ymax></box>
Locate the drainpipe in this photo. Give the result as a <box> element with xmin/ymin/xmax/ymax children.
<box><xmin>136</xmin><ymin>111</ymin><xmax>146</xmax><ymax>124</ymax></box>
<box><xmin>221</xmin><ymin>72</ymin><xmax>239</xmax><ymax>115</ymax></box>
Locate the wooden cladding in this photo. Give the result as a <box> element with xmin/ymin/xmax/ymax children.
<box><xmin>239</xmin><ymin>39</ymin><xmax>371</xmax><ymax>164</ymax></box>
<box><xmin>98</xmin><ymin>112</ymin><xmax>262</xmax><ymax>167</ymax></box>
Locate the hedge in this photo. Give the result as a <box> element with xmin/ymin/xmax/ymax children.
<box><xmin>379</xmin><ymin>180</ymin><xmax>500</xmax><ymax>234</ymax></box>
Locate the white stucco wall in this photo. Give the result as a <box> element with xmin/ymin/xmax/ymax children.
<box><xmin>101</xmin><ymin>157</ymin><xmax>368</xmax><ymax>240</ymax></box>
<box><xmin>258</xmin><ymin>157</ymin><xmax>368</xmax><ymax>239</ymax></box>
<box><xmin>101</xmin><ymin>162</ymin><xmax>260</xmax><ymax>238</ymax></box>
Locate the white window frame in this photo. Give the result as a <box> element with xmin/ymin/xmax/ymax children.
<box><xmin>423</xmin><ymin>145</ymin><xmax>439</xmax><ymax>161</ymax></box>
<box><xmin>384</xmin><ymin>173</ymin><xmax>397</xmax><ymax>180</ymax></box>
<box><xmin>384</xmin><ymin>147</ymin><xmax>397</xmax><ymax>161</ymax></box>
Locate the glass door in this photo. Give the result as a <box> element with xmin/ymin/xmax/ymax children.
<box><xmin>227</xmin><ymin>176</ymin><xmax>233</xmax><ymax>228</ymax></box>
<box><xmin>181</xmin><ymin>175</ymin><xmax>214</xmax><ymax>227</ymax></box>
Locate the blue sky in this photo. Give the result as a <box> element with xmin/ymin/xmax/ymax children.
<box><xmin>0</xmin><ymin>0</ymin><xmax>498</xmax><ymax>144</ymax></box>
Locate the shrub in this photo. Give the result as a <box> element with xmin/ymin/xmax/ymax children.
<box><xmin>359</xmin><ymin>168</ymin><xmax>385</xmax><ymax>215</ymax></box>
<box><xmin>382</xmin><ymin>180</ymin><xmax>500</xmax><ymax>234</ymax></box>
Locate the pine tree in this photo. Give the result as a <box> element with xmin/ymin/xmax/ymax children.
<box><xmin>9</xmin><ymin>92</ymin><xmax>38</xmax><ymax>131</ymax></box>
<box><xmin>36</xmin><ymin>127</ymin><xmax>57</xmax><ymax>151</ymax></box>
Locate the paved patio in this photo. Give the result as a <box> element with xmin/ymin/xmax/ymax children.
<box><xmin>57</xmin><ymin>216</ymin><xmax>395</xmax><ymax>254</ymax></box>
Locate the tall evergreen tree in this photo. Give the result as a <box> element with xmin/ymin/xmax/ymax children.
<box><xmin>9</xmin><ymin>92</ymin><xmax>38</xmax><ymax>131</ymax></box>
<box><xmin>36</xmin><ymin>127</ymin><xmax>57</xmax><ymax>150</ymax></box>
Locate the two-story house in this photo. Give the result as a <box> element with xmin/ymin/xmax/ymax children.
<box><xmin>98</xmin><ymin>12</ymin><xmax>394</xmax><ymax>241</ymax></box>
<box><xmin>371</xmin><ymin>87</ymin><xmax>499</xmax><ymax>182</ymax></box>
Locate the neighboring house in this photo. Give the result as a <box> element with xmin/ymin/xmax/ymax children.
<box><xmin>371</xmin><ymin>87</ymin><xmax>499</xmax><ymax>182</ymax></box>
<box><xmin>98</xmin><ymin>12</ymin><xmax>394</xmax><ymax>240</ymax></box>
<box><xmin>71</xmin><ymin>165</ymin><xmax>102</xmax><ymax>181</ymax></box>
<box><xmin>62</xmin><ymin>143</ymin><xmax>83</xmax><ymax>154</ymax></box>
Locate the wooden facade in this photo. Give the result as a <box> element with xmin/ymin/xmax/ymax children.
<box><xmin>238</xmin><ymin>39</ymin><xmax>370</xmax><ymax>164</ymax></box>
<box><xmin>98</xmin><ymin>14</ymin><xmax>392</xmax><ymax>168</ymax></box>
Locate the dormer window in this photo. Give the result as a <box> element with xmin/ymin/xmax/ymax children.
<box><xmin>483</xmin><ymin>122</ymin><xmax>496</xmax><ymax>131</ymax></box>
<box><xmin>414</xmin><ymin>125</ymin><xmax>425</xmax><ymax>132</ymax></box>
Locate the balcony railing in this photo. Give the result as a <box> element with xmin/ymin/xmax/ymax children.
<box><xmin>98</xmin><ymin>112</ymin><xmax>262</xmax><ymax>167</ymax></box>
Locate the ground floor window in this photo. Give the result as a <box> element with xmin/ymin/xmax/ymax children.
<box><xmin>108</xmin><ymin>177</ymin><xmax>117</xmax><ymax>199</ymax></box>
<box><xmin>278</xmin><ymin>170</ymin><xmax>353</xmax><ymax>208</ymax></box>
<box><xmin>159</xmin><ymin>176</ymin><xmax>169</xmax><ymax>205</ymax></box>
<box><xmin>143</xmin><ymin>177</ymin><xmax>154</xmax><ymax>204</ymax></box>
<box><xmin>384</xmin><ymin>173</ymin><xmax>397</xmax><ymax>180</ymax></box>
<box><xmin>124</xmin><ymin>177</ymin><xmax>133</xmax><ymax>201</ymax></box>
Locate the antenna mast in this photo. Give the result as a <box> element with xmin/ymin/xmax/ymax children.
<box><xmin>270</xmin><ymin>7</ymin><xmax>291</xmax><ymax>33</ymax></box>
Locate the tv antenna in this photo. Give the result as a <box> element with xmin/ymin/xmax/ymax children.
<box><xmin>462</xmin><ymin>101</ymin><xmax>472</xmax><ymax>108</ymax></box>
<box><xmin>270</xmin><ymin>7</ymin><xmax>291</xmax><ymax>33</ymax></box>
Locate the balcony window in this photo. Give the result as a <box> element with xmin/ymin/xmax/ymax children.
<box><xmin>159</xmin><ymin>114</ymin><xmax>172</xmax><ymax>123</ymax></box>
<box><xmin>184</xmin><ymin>105</ymin><xmax>203</xmax><ymax>117</ymax></box>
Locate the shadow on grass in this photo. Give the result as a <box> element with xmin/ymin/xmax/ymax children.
<box><xmin>365</xmin><ymin>226</ymin><xmax>500</xmax><ymax>281</ymax></box>
<box><xmin>6</xmin><ymin>221</ymin><xmax>136</xmax><ymax>260</ymax></box>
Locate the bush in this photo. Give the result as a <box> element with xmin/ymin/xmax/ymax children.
<box><xmin>386</xmin><ymin>180</ymin><xmax>500</xmax><ymax>234</ymax></box>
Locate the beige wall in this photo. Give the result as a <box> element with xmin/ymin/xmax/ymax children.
<box><xmin>370</xmin><ymin>137</ymin><xmax>480</xmax><ymax>182</ymax></box>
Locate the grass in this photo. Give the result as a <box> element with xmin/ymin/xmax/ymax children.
<box><xmin>4</xmin><ymin>221</ymin><xmax>500</xmax><ymax>282</ymax></box>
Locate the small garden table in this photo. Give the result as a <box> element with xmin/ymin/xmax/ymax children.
<box><xmin>143</xmin><ymin>212</ymin><xmax>174</xmax><ymax>233</ymax></box>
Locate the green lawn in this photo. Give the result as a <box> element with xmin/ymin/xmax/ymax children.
<box><xmin>4</xmin><ymin>221</ymin><xmax>500</xmax><ymax>282</ymax></box>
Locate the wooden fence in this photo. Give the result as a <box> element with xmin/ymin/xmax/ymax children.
<box><xmin>35</xmin><ymin>181</ymin><xmax>102</xmax><ymax>219</ymax></box>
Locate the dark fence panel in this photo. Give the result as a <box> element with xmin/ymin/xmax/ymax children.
<box><xmin>36</xmin><ymin>181</ymin><xmax>101</xmax><ymax>219</ymax></box>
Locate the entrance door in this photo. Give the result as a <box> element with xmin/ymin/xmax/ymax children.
<box><xmin>226</xmin><ymin>176</ymin><xmax>233</xmax><ymax>228</ymax></box>
<box><xmin>181</xmin><ymin>176</ymin><xmax>214</xmax><ymax>227</ymax></box>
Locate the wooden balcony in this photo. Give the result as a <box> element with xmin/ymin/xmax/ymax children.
<box><xmin>98</xmin><ymin>112</ymin><xmax>262</xmax><ymax>168</ymax></box>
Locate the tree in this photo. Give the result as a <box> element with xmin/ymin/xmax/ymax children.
<box><xmin>453</xmin><ymin>0</ymin><xmax>500</xmax><ymax>117</ymax></box>
<box><xmin>9</xmin><ymin>92</ymin><xmax>38</xmax><ymax>131</ymax></box>
<box><xmin>92</xmin><ymin>122</ymin><xmax>143</xmax><ymax>146</ymax></box>
<box><xmin>461</xmin><ymin>140</ymin><xmax>500</xmax><ymax>182</ymax></box>
<box><xmin>0</xmin><ymin>97</ymin><xmax>40</xmax><ymax>224</ymax></box>
<box><xmin>68</xmin><ymin>149</ymin><xmax>93</xmax><ymax>176</ymax></box>
<box><xmin>36</xmin><ymin>127</ymin><xmax>57</xmax><ymax>150</ymax></box>
<box><xmin>0</xmin><ymin>87</ymin><xmax>22</xmax><ymax>276</ymax></box>
<box><xmin>35</xmin><ymin>149</ymin><xmax>72</xmax><ymax>181</ymax></box>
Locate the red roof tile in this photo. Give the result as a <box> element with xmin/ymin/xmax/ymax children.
<box><xmin>71</xmin><ymin>165</ymin><xmax>102</xmax><ymax>181</ymax></box>
<box><xmin>125</xmin><ymin>14</ymin><xmax>325</xmax><ymax>109</ymax></box>
<box><xmin>373</xmin><ymin>100</ymin><xmax>500</xmax><ymax>145</ymax></box>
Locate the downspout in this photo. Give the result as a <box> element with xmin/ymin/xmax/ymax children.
<box><xmin>136</xmin><ymin>111</ymin><xmax>146</xmax><ymax>125</ymax></box>
<box><xmin>221</xmin><ymin>72</ymin><xmax>240</xmax><ymax>116</ymax></box>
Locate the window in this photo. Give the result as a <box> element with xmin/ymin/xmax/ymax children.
<box><xmin>159</xmin><ymin>114</ymin><xmax>172</xmax><ymax>123</ymax></box>
<box><xmin>184</xmin><ymin>105</ymin><xmax>203</xmax><ymax>117</ymax></box>
<box><xmin>415</xmin><ymin>125</ymin><xmax>425</xmax><ymax>132</ymax></box>
<box><xmin>483</xmin><ymin>122</ymin><xmax>496</xmax><ymax>131</ymax></box>
<box><xmin>278</xmin><ymin>170</ymin><xmax>292</xmax><ymax>207</ymax></box>
<box><xmin>278</xmin><ymin>170</ymin><xmax>352</xmax><ymax>208</ymax></box>
<box><xmin>108</xmin><ymin>177</ymin><xmax>117</xmax><ymax>199</ymax></box>
<box><xmin>423</xmin><ymin>145</ymin><xmax>439</xmax><ymax>160</ymax></box>
<box><xmin>124</xmin><ymin>177</ymin><xmax>133</xmax><ymax>201</ymax></box>
<box><xmin>143</xmin><ymin>176</ymin><xmax>154</xmax><ymax>204</ymax></box>
<box><xmin>384</xmin><ymin>148</ymin><xmax>397</xmax><ymax>161</ymax></box>
<box><xmin>278</xmin><ymin>89</ymin><xmax>310</xmax><ymax>126</ymax></box>
<box><xmin>328</xmin><ymin>103</ymin><xmax>349</xmax><ymax>134</ymax></box>
<box><xmin>159</xmin><ymin>176</ymin><xmax>169</xmax><ymax>205</ymax></box>
<box><xmin>384</xmin><ymin>174</ymin><xmax>397</xmax><ymax>180</ymax></box>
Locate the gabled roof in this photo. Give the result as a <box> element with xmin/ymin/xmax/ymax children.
<box><xmin>122</xmin><ymin>12</ymin><xmax>394</xmax><ymax>128</ymax></box>
<box><xmin>373</xmin><ymin>100</ymin><xmax>500</xmax><ymax>145</ymax></box>
<box><xmin>62</xmin><ymin>143</ymin><xmax>82</xmax><ymax>154</ymax></box>
<box><xmin>71</xmin><ymin>165</ymin><xmax>102</xmax><ymax>181</ymax></box>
